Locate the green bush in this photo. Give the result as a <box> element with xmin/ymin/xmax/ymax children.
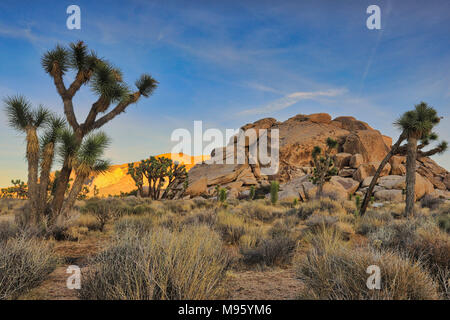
<box><xmin>270</xmin><ymin>181</ymin><xmax>279</xmax><ymax>205</ymax></box>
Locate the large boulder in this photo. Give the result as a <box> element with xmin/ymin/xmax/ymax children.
<box><xmin>375</xmin><ymin>190</ymin><xmax>403</xmax><ymax>202</ymax></box>
<box><xmin>339</xmin><ymin>167</ymin><xmax>356</xmax><ymax>177</ymax></box>
<box><xmin>333</xmin><ymin>153</ymin><xmax>352</xmax><ymax>169</ymax></box>
<box><xmin>332</xmin><ymin>116</ymin><xmax>372</xmax><ymax>131</ymax></box>
<box><xmin>185</xmin><ymin>177</ymin><xmax>207</xmax><ymax>196</ymax></box>
<box><xmin>378</xmin><ymin>175</ymin><xmax>406</xmax><ymax>190</ymax></box>
<box><xmin>322</xmin><ymin>181</ymin><xmax>348</xmax><ymax>200</ymax></box>
<box><xmin>445</xmin><ymin>173</ymin><xmax>450</xmax><ymax>190</ymax></box>
<box><xmin>330</xmin><ymin>176</ymin><xmax>360</xmax><ymax>195</ymax></box>
<box><xmin>353</xmin><ymin>162</ymin><xmax>391</xmax><ymax>182</ymax></box>
<box><xmin>416</xmin><ymin>157</ymin><xmax>448</xmax><ymax>190</ymax></box>
<box><xmin>361</xmin><ymin>176</ymin><xmax>374</xmax><ymax>188</ymax></box>
<box><xmin>390</xmin><ymin>156</ymin><xmax>406</xmax><ymax>175</ymax></box>
<box><xmin>349</xmin><ymin>154</ymin><xmax>364</xmax><ymax>169</ymax></box>
<box><xmin>415</xmin><ymin>173</ymin><xmax>434</xmax><ymax>200</ymax></box>
<box><xmin>342</xmin><ymin>130</ymin><xmax>390</xmax><ymax>163</ymax></box>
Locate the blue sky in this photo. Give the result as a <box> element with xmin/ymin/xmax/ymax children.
<box><xmin>0</xmin><ymin>0</ymin><xmax>449</xmax><ymax>187</ymax></box>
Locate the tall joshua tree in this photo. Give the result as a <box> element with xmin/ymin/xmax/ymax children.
<box><xmin>62</xmin><ymin>132</ymin><xmax>111</xmax><ymax>214</ymax></box>
<box><xmin>395</xmin><ymin>103</ymin><xmax>446</xmax><ymax>216</ymax></box>
<box><xmin>41</xmin><ymin>41</ymin><xmax>158</xmax><ymax>216</ymax></box>
<box><xmin>4</xmin><ymin>95</ymin><xmax>50</xmax><ymax>221</ymax></box>
<box><xmin>360</xmin><ymin>102</ymin><xmax>447</xmax><ymax>216</ymax></box>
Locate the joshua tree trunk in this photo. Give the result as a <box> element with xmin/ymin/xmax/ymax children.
<box><xmin>62</xmin><ymin>174</ymin><xmax>87</xmax><ymax>215</ymax></box>
<box><xmin>51</xmin><ymin>158</ymin><xmax>73</xmax><ymax>218</ymax></box>
<box><xmin>51</xmin><ymin>132</ymin><xmax>82</xmax><ymax>217</ymax></box>
<box><xmin>37</xmin><ymin>142</ymin><xmax>55</xmax><ymax>218</ymax></box>
<box><xmin>405</xmin><ymin>135</ymin><xmax>418</xmax><ymax>217</ymax></box>
<box><xmin>360</xmin><ymin>131</ymin><xmax>407</xmax><ymax>216</ymax></box>
<box><xmin>26</xmin><ymin>127</ymin><xmax>40</xmax><ymax>223</ymax></box>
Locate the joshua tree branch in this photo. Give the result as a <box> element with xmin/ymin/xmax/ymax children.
<box><xmin>51</xmin><ymin>64</ymin><xmax>80</xmax><ymax>130</ymax></box>
<box><xmin>418</xmin><ymin>146</ymin><xmax>446</xmax><ymax>157</ymax></box>
<box><xmin>90</xmin><ymin>92</ymin><xmax>140</xmax><ymax>130</ymax></box>
<box><xmin>82</xmin><ymin>95</ymin><xmax>111</xmax><ymax>133</ymax></box>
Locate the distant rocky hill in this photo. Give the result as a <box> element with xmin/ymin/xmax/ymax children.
<box><xmin>185</xmin><ymin>113</ymin><xmax>450</xmax><ymax>202</ymax></box>
<box><xmin>72</xmin><ymin>153</ymin><xmax>207</xmax><ymax>197</ymax></box>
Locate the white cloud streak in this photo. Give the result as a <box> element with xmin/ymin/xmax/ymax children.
<box><xmin>238</xmin><ymin>88</ymin><xmax>347</xmax><ymax>116</ymax></box>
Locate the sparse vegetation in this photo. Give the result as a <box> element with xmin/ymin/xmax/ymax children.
<box><xmin>0</xmin><ymin>237</ymin><xmax>57</xmax><ymax>300</ymax></box>
<box><xmin>80</xmin><ymin>225</ymin><xmax>229</xmax><ymax>300</ymax></box>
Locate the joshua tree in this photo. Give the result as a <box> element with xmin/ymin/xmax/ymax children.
<box><xmin>4</xmin><ymin>95</ymin><xmax>50</xmax><ymax>221</ymax></box>
<box><xmin>127</xmin><ymin>162</ymin><xmax>145</xmax><ymax>197</ymax></box>
<box><xmin>62</xmin><ymin>132</ymin><xmax>111</xmax><ymax>214</ymax></box>
<box><xmin>310</xmin><ymin>137</ymin><xmax>338</xmax><ymax>197</ymax></box>
<box><xmin>127</xmin><ymin>156</ymin><xmax>187</xmax><ymax>200</ymax></box>
<box><xmin>395</xmin><ymin>103</ymin><xmax>446</xmax><ymax>216</ymax></box>
<box><xmin>41</xmin><ymin>41</ymin><xmax>158</xmax><ymax>216</ymax></box>
<box><xmin>360</xmin><ymin>102</ymin><xmax>447</xmax><ymax>216</ymax></box>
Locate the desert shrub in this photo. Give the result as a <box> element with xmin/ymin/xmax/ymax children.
<box><xmin>80</xmin><ymin>225</ymin><xmax>229</xmax><ymax>300</ymax></box>
<box><xmin>0</xmin><ymin>221</ymin><xmax>18</xmax><ymax>242</ymax></box>
<box><xmin>163</xmin><ymin>200</ymin><xmax>195</xmax><ymax>213</ymax></box>
<box><xmin>366</xmin><ymin>217</ymin><xmax>450</xmax><ymax>298</ymax></box>
<box><xmin>0</xmin><ymin>237</ymin><xmax>57</xmax><ymax>300</ymax></box>
<box><xmin>294</xmin><ymin>198</ymin><xmax>346</xmax><ymax>220</ymax></box>
<box><xmin>268</xmin><ymin>220</ymin><xmax>293</xmax><ymax>239</ymax></box>
<box><xmin>75</xmin><ymin>213</ymin><xmax>103</xmax><ymax>231</ymax></box>
<box><xmin>234</xmin><ymin>201</ymin><xmax>285</xmax><ymax>222</ymax></box>
<box><xmin>356</xmin><ymin>209</ymin><xmax>394</xmax><ymax>235</ymax></box>
<box><xmin>241</xmin><ymin>237</ymin><xmax>296</xmax><ymax>267</ymax></box>
<box><xmin>295</xmin><ymin>228</ymin><xmax>440</xmax><ymax>300</ymax></box>
<box><xmin>181</xmin><ymin>210</ymin><xmax>217</xmax><ymax>228</ymax></box>
<box><xmin>420</xmin><ymin>194</ymin><xmax>444</xmax><ymax>210</ymax></box>
<box><xmin>81</xmin><ymin>199</ymin><xmax>122</xmax><ymax>231</ymax></box>
<box><xmin>437</xmin><ymin>213</ymin><xmax>450</xmax><ymax>233</ymax></box>
<box><xmin>114</xmin><ymin>215</ymin><xmax>155</xmax><ymax>236</ymax></box>
<box><xmin>368</xmin><ymin>220</ymin><xmax>418</xmax><ymax>249</ymax></box>
<box><xmin>216</xmin><ymin>211</ymin><xmax>247</xmax><ymax>244</ymax></box>
<box><xmin>239</xmin><ymin>226</ymin><xmax>265</xmax><ymax>249</ymax></box>
<box><xmin>306</xmin><ymin>214</ymin><xmax>338</xmax><ymax>231</ymax></box>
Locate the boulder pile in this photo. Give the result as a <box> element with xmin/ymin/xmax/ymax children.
<box><xmin>185</xmin><ymin>113</ymin><xmax>450</xmax><ymax>202</ymax></box>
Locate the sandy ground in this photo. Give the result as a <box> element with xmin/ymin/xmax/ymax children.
<box><xmin>225</xmin><ymin>268</ymin><xmax>303</xmax><ymax>300</ymax></box>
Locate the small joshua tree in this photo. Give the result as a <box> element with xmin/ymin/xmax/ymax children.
<box><xmin>127</xmin><ymin>156</ymin><xmax>187</xmax><ymax>200</ymax></box>
<box><xmin>310</xmin><ymin>137</ymin><xmax>338</xmax><ymax>197</ymax></box>
<box><xmin>270</xmin><ymin>181</ymin><xmax>279</xmax><ymax>205</ymax></box>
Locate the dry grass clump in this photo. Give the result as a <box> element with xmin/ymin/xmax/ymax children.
<box><xmin>181</xmin><ymin>210</ymin><xmax>217</xmax><ymax>228</ymax></box>
<box><xmin>365</xmin><ymin>216</ymin><xmax>450</xmax><ymax>298</ymax></box>
<box><xmin>0</xmin><ymin>221</ymin><xmax>18</xmax><ymax>242</ymax></box>
<box><xmin>114</xmin><ymin>215</ymin><xmax>155</xmax><ymax>236</ymax></box>
<box><xmin>80</xmin><ymin>225</ymin><xmax>229</xmax><ymax>300</ymax></box>
<box><xmin>241</xmin><ymin>237</ymin><xmax>296</xmax><ymax>267</ymax></box>
<box><xmin>294</xmin><ymin>198</ymin><xmax>347</xmax><ymax>220</ymax></box>
<box><xmin>0</xmin><ymin>237</ymin><xmax>57</xmax><ymax>300</ymax></box>
<box><xmin>216</xmin><ymin>210</ymin><xmax>252</xmax><ymax>245</ymax></box>
<box><xmin>437</xmin><ymin>213</ymin><xmax>450</xmax><ymax>233</ymax></box>
<box><xmin>233</xmin><ymin>200</ymin><xmax>286</xmax><ymax>222</ymax></box>
<box><xmin>295</xmin><ymin>228</ymin><xmax>440</xmax><ymax>300</ymax></box>
<box><xmin>356</xmin><ymin>209</ymin><xmax>394</xmax><ymax>235</ymax></box>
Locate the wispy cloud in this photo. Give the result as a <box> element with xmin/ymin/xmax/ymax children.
<box><xmin>238</xmin><ymin>88</ymin><xmax>347</xmax><ymax>116</ymax></box>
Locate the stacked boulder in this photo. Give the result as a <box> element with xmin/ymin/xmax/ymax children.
<box><xmin>185</xmin><ymin>113</ymin><xmax>450</xmax><ymax>202</ymax></box>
